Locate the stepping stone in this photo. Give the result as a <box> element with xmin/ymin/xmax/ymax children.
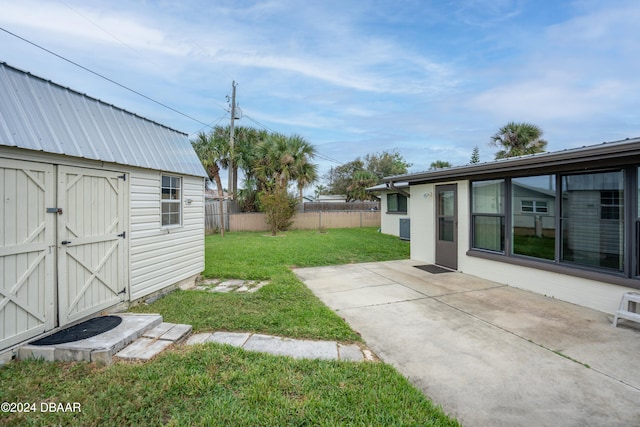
<box><xmin>207</xmin><ymin>332</ymin><xmax>251</xmax><ymax>347</ymax></box>
<box><xmin>338</xmin><ymin>343</ymin><xmax>364</xmax><ymax>361</ymax></box>
<box><xmin>186</xmin><ymin>333</ymin><xmax>212</xmax><ymax>345</ymax></box>
<box><xmin>116</xmin><ymin>338</ymin><xmax>173</xmax><ymax>360</ymax></box>
<box><xmin>143</xmin><ymin>323</ymin><xmax>192</xmax><ymax>342</ymax></box>
<box><xmin>243</xmin><ymin>334</ymin><xmax>338</xmax><ymax>360</ymax></box>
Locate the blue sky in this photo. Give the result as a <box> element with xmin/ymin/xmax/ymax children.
<box><xmin>1</xmin><ymin>0</ymin><xmax>639</xmax><ymax>191</ymax></box>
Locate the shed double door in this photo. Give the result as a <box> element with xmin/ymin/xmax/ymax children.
<box><xmin>0</xmin><ymin>160</ymin><xmax>126</xmax><ymax>352</ymax></box>
<box><xmin>57</xmin><ymin>165</ymin><xmax>126</xmax><ymax>325</ymax></box>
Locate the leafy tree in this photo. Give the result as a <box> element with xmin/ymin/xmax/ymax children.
<box><xmin>321</xmin><ymin>160</ymin><xmax>365</xmax><ymax>197</ymax></box>
<box><xmin>429</xmin><ymin>160</ymin><xmax>452</xmax><ymax>170</ymax></box>
<box><xmin>321</xmin><ymin>150</ymin><xmax>411</xmax><ymax>198</ymax></box>
<box><xmin>192</xmin><ymin>130</ymin><xmax>229</xmax><ymax>236</ymax></box>
<box><xmin>490</xmin><ymin>122</ymin><xmax>547</xmax><ymax>159</ymax></box>
<box><xmin>470</xmin><ymin>146</ymin><xmax>480</xmax><ymax>164</ymax></box>
<box><xmin>364</xmin><ymin>150</ymin><xmax>412</xmax><ymax>180</ymax></box>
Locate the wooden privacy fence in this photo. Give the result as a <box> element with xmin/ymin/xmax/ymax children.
<box><xmin>205</xmin><ymin>199</ymin><xmax>239</xmax><ymax>232</ymax></box>
<box><xmin>227</xmin><ymin>211</ymin><xmax>381</xmax><ymax>232</ymax></box>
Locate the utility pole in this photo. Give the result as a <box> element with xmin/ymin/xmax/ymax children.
<box><xmin>228</xmin><ymin>81</ymin><xmax>238</xmax><ymax>200</ymax></box>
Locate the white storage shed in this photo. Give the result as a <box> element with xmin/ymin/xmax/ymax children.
<box><xmin>0</xmin><ymin>62</ymin><xmax>207</xmax><ymax>354</ymax></box>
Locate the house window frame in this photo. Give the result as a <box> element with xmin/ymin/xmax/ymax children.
<box><xmin>470</xmin><ymin>179</ymin><xmax>506</xmax><ymax>254</ymax></box>
<box><xmin>161</xmin><ymin>174</ymin><xmax>182</xmax><ymax>228</ymax></box>
<box><xmin>386</xmin><ymin>193</ymin><xmax>408</xmax><ymax>214</ymax></box>
<box><xmin>521</xmin><ymin>200</ymin><xmax>548</xmax><ymax>214</ymax></box>
<box><xmin>468</xmin><ymin>167</ymin><xmax>640</xmax><ymax>288</ymax></box>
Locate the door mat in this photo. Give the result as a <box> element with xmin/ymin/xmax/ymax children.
<box><xmin>31</xmin><ymin>316</ymin><xmax>123</xmax><ymax>346</ymax></box>
<box><xmin>414</xmin><ymin>265</ymin><xmax>453</xmax><ymax>274</ymax></box>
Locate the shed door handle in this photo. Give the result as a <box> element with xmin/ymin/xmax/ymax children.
<box><xmin>61</xmin><ymin>240</ymin><xmax>72</xmax><ymax>245</ymax></box>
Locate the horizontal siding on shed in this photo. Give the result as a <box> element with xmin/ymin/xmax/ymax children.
<box><xmin>130</xmin><ymin>171</ymin><xmax>204</xmax><ymax>300</ymax></box>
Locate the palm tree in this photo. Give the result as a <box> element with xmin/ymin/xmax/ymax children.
<box><xmin>253</xmin><ymin>133</ymin><xmax>317</xmax><ymax>193</ymax></box>
<box><xmin>192</xmin><ymin>129</ymin><xmax>229</xmax><ymax>236</ymax></box>
<box><xmin>295</xmin><ymin>161</ymin><xmax>318</xmax><ymax>203</ymax></box>
<box><xmin>287</xmin><ymin>134</ymin><xmax>318</xmax><ymax>202</ymax></box>
<box><xmin>253</xmin><ymin>132</ymin><xmax>288</xmax><ymax>191</ymax></box>
<box><xmin>490</xmin><ymin>122</ymin><xmax>547</xmax><ymax>159</ymax></box>
<box><xmin>429</xmin><ymin>160</ymin><xmax>452</xmax><ymax>170</ymax></box>
<box><xmin>346</xmin><ymin>170</ymin><xmax>377</xmax><ymax>202</ymax></box>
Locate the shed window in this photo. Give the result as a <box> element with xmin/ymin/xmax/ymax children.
<box><xmin>161</xmin><ymin>175</ymin><xmax>182</xmax><ymax>227</ymax></box>
<box><xmin>387</xmin><ymin>193</ymin><xmax>407</xmax><ymax>213</ymax></box>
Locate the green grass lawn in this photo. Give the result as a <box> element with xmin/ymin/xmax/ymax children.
<box><xmin>130</xmin><ymin>228</ymin><xmax>410</xmax><ymax>340</ymax></box>
<box><xmin>1</xmin><ymin>228</ymin><xmax>460</xmax><ymax>426</ymax></box>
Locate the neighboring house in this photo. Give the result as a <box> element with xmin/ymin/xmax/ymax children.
<box><xmin>0</xmin><ymin>62</ymin><xmax>207</xmax><ymax>354</ymax></box>
<box><xmin>315</xmin><ymin>194</ymin><xmax>347</xmax><ymax>202</ymax></box>
<box><xmin>367</xmin><ymin>182</ymin><xmax>410</xmax><ymax>238</ymax></box>
<box><xmin>205</xmin><ymin>189</ymin><xmax>230</xmax><ymax>200</ymax></box>
<box><xmin>382</xmin><ymin>137</ymin><xmax>640</xmax><ymax>315</ymax></box>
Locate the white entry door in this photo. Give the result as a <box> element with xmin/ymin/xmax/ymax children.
<box><xmin>57</xmin><ymin>166</ymin><xmax>126</xmax><ymax>326</ymax></box>
<box><xmin>0</xmin><ymin>158</ymin><xmax>56</xmax><ymax>350</ymax></box>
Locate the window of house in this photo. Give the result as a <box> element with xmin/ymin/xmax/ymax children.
<box><xmin>471</xmin><ymin>179</ymin><xmax>505</xmax><ymax>252</ymax></box>
<box><xmin>512</xmin><ymin>176</ymin><xmax>556</xmax><ymax>260</ymax></box>
<box><xmin>521</xmin><ymin>200</ymin><xmax>548</xmax><ymax>213</ymax></box>
<box><xmin>161</xmin><ymin>175</ymin><xmax>182</xmax><ymax>227</ymax></box>
<box><xmin>387</xmin><ymin>193</ymin><xmax>407</xmax><ymax>213</ymax></box>
<box><xmin>561</xmin><ymin>171</ymin><xmax>624</xmax><ymax>271</ymax></box>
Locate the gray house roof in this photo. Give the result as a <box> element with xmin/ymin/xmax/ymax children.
<box><xmin>384</xmin><ymin>137</ymin><xmax>640</xmax><ymax>185</ymax></box>
<box><xmin>0</xmin><ymin>62</ymin><xmax>206</xmax><ymax>177</ymax></box>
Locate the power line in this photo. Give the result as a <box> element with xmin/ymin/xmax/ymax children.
<box><xmin>0</xmin><ymin>26</ymin><xmax>214</xmax><ymax>128</ymax></box>
<box><xmin>58</xmin><ymin>0</ymin><xmax>141</xmax><ymax>56</ymax></box>
<box><xmin>188</xmin><ymin>114</ymin><xmax>229</xmax><ymax>138</ymax></box>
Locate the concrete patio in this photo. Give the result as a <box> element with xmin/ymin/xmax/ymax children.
<box><xmin>294</xmin><ymin>259</ymin><xmax>640</xmax><ymax>427</ymax></box>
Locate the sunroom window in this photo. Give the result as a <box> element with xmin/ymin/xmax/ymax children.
<box><xmin>471</xmin><ymin>179</ymin><xmax>505</xmax><ymax>252</ymax></box>
<box><xmin>512</xmin><ymin>176</ymin><xmax>556</xmax><ymax>260</ymax></box>
<box><xmin>561</xmin><ymin>171</ymin><xmax>624</xmax><ymax>271</ymax></box>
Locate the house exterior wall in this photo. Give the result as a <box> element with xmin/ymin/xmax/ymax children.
<box><xmin>129</xmin><ymin>170</ymin><xmax>204</xmax><ymax>300</ymax></box>
<box><xmin>380</xmin><ymin>192</ymin><xmax>410</xmax><ymax>236</ymax></box>
<box><xmin>459</xmin><ymin>255</ymin><xmax>629</xmax><ymax>314</ymax></box>
<box><xmin>408</xmin><ymin>177</ymin><xmax>630</xmax><ymax>314</ymax></box>
<box><xmin>409</xmin><ymin>183</ymin><xmax>436</xmax><ymax>262</ymax></box>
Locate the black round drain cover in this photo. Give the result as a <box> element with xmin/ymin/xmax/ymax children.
<box><xmin>31</xmin><ymin>316</ymin><xmax>123</xmax><ymax>346</ymax></box>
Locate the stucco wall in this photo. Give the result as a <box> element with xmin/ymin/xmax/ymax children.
<box><xmin>408</xmin><ymin>178</ymin><xmax>633</xmax><ymax>315</ymax></box>
<box><xmin>379</xmin><ymin>192</ymin><xmax>410</xmax><ymax>237</ymax></box>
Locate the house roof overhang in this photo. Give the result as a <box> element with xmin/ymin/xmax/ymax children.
<box><xmin>384</xmin><ymin>137</ymin><xmax>640</xmax><ymax>185</ymax></box>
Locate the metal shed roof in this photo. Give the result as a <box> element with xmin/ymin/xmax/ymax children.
<box><xmin>0</xmin><ymin>62</ymin><xmax>206</xmax><ymax>177</ymax></box>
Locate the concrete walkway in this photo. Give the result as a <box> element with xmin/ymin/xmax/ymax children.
<box><xmin>186</xmin><ymin>331</ymin><xmax>374</xmax><ymax>361</ymax></box>
<box><xmin>294</xmin><ymin>259</ymin><xmax>640</xmax><ymax>427</ymax></box>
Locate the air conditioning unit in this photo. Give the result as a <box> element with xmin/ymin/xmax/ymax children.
<box><xmin>399</xmin><ymin>218</ymin><xmax>410</xmax><ymax>241</ymax></box>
